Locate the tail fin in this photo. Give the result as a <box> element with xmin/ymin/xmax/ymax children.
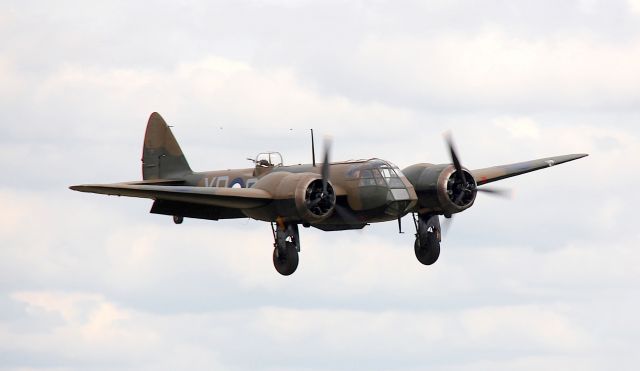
<box><xmin>142</xmin><ymin>112</ymin><xmax>192</xmax><ymax>180</ymax></box>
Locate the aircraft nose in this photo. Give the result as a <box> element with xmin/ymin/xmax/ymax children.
<box><xmin>385</xmin><ymin>188</ymin><xmax>413</xmax><ymax>216</ymax></box>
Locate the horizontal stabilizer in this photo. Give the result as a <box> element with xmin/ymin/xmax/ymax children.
<box><xmin>125</xmin><ymin>179</ymin><xmax>185</xmax><ymax>186</ymax></box>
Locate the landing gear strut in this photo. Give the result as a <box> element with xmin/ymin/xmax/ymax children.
<box><xmin>413</xmin><ymin>214</ymin><xmax>441</xmax><ymax>265</ymax></box>
<box><xmin>271</xmin><ymin>222</ymin><xmax>300</xmax><ymax>276</ymax></box>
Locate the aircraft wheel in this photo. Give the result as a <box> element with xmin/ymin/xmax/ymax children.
<box><xmin>173</xmin><ymin>215</ymin><xmax>184</xmax><ymax>224</ymax></box>
<box><xmin>273</xmin><ymin>242</ymin><xmax>299</xmax><ymax>276</ymax></box>
<box><xmin>414</xmin><ymin>233</ymin><xmax>440</xmax><ymax>265</ymax></box>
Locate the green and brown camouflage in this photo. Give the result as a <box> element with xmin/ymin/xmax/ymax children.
<box><xmin>70</xmin><ymin>112</ymin><xmax>588</xmax><ymax>275</ymax></box>
<box><xmin>142</xmin><ymin>112</ymin><xmax>192</xmax><ymax>180</ymax></box>
<box><xmin>471</xmin><ymin>154</ymin><xmax>587</xmax><ymax>185</ymax></box>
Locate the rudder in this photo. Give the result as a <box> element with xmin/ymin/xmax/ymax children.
<box><xmin>142</xmin><ymin>112</ymin><xmax>192</xmax><ymax>180</ymax></box>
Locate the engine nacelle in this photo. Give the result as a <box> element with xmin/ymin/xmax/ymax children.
<box><xmin>402</xmin><ymin>163</ymin><xmax>477</xmax><ymax>216</ymax></box>
<box><xmin>247</xmin><ymin>172</ymin><xmax>336</xmax><ymax>223</ymax></box>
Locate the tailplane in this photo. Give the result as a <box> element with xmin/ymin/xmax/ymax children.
<box><xmin>142</xmin><ymin>112</ymin><xmax>192</xmax><ymax>180</ymax></box>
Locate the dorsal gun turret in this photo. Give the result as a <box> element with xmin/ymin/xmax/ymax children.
<box><xmin>251</xmin><ymin>152</ymin><xmax>283</xmax><ymax>177</ymax></box>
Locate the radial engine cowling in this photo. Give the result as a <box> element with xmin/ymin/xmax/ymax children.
<box><xmin>249</xmin><ymin>172</ymin><xmax>336</xmax><ymax>223</ymax></box>
<box><xmin>402</xmin><ymin>164</ymin><xmax>477</xmax><ymax>216</ymax></box>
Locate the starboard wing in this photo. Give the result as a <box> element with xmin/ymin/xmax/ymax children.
<box><xmin>472</xmin><ymin>154</ymin><xmax>588</xmax><ymax>186</ymax></box>
<box><xmin>69</xmin><ymin>183</ymin><xmax>272</xmax><ymax>209</ymax></box>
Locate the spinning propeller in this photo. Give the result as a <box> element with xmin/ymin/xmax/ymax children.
<box><xmin>306</xmin><ymin>139</ymin><xmax>338</xmax><ymax>216</ymax></box>
<box><xmin>445</xmin><ymin>133</ymin><xmax>511</xmax><ymax>201</ymax></box>
<box><xmin>442</xmin><ymin>133</ymin><xmax>511</xmax><ymax>234</ymax></box>
<box><xmin>317</xmin><ymin>138</ymin><xmax>362</xmax><ymax>224</ymax></box>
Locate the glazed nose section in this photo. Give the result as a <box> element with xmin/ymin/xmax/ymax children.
<box><xmin>355</xmin><ymin>166</ymin><xmax>413</xmax><ymax>215</ymax></box>
<box><xmin>385</xmin><ymin>188</ymin><xmax>412</xmax><ymax>216</ymax></box>
<box><xmin>379</xmin><ymin>167</ymin><xmax>414</xmax><ymax>216</ymax></box>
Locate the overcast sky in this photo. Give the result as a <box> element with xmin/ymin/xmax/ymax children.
<box><xmin>1</xmin><ymin>0</ymin><xmax>639</xmax><ymax>370</ymax></box>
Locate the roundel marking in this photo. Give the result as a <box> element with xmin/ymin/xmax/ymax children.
<box><xmin>230</xmin><ymin>177</ymin><xmax>245</xmax><ymax>188</ymax></box>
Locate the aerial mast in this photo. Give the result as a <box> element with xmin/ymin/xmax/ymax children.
<box><xmin>311</xmin><ymin>129</ymin><xmax>316</xmax><ymax>167</ymax></box>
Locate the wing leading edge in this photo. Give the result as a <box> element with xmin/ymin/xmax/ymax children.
<box><xmin>472</xmin><ymin>153</ymin><xmax>588</xmax><ymax>186</ymax></box>
<box><xmin>69</xmin><ymin>183</ymin><xmax>273</xmax><ymax>209</ymax></box>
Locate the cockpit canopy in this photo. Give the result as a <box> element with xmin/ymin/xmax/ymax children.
<box><xmin>347</xmin><ymin>159</ymin><xmax>406</xmax><ymax>188</ymax></box>
<box><xmin>254</xmin><ymin>152</ymin><xmax>283</xmax><ymax>167</ymax></box>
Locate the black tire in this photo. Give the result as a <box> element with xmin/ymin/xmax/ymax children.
<box><xmin>414</xmin><ymin>233</ymin><xmax>440</xmax><ymax>265</ymax></box>
<box><xmin>273</xmin><ymin>242</ymin><xmax>299</xmax><ymax>276</ymax></box>
<box><xmin>173</xmin><ymin>215</ymin><xmax>184</xmax><ymax>224</ymax></box>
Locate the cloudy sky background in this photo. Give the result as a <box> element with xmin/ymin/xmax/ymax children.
<box><xmin>1</xmin><ymin>0</ymin><xmax>639</xmax><ymax>370</ymax></box>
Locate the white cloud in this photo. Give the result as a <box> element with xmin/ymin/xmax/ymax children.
<box><xmin>460</xmin><ymin>305</ymin><xmax>590</xmax><ymax>351</ymax></box>
<box><xmin>12</xmin><ymin>291</ymin><xmax>132</xmax><ymax>340</ymax></box>
<box><xmin>599</xmin><ymin>197</ymin><xmax>624</xmax><ymax>229</ymax></box>
<box><xmin>255</xmin><ymin>304</ymin><xmax>589</xmax><ymax>354</ymax></box>
<box><xmin>2</xmin><ymin>290</ymin><xmax>597</xmax><ymax>371</ymax></box>
<box><xmin>0</xmin><ymin>57</ymin><xmax>24</xmax><ymax>101</ymax></box>
<box><xmin>3</xmin><ymin>291</ymin><xmax>229</xmax><ymax>370</ymax></box>
<box><xmin>578</xmin><ymin>0</ymin><xmax>599</xmax><ymax>13</ymax></box>
<box><xmin>5</xmin><ymin>291</ymin><xmax>159</xmax><ymax>364</ymax></box>
<box><xmin>493</xmin><ymin>116</ymin><xmax>541</xmax><ymax>139</ymax></box>
<box><xmin>25</xmin><ymin>56</ymin><xmax>414</xmax><ymax>137</ymax></box>
<box><xmin>347</xmin><ymin>31</ymin><xmax>640</xmax><ymax>109</ymax></box>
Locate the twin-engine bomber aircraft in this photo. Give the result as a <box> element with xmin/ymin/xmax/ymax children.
<box><xmin>71</xmin><ymin>113</ymin><xmax>587</xmax><ymax>275</ymax></box>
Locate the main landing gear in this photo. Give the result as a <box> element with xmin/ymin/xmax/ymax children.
<box><xmin>271</xmin><ymin>222</ymin><xmax>300</xmax><ymax>276</ymax></box>
<box><xmin>413</xmin><ymin>214</ymin><xmax>441</xmax><ymax>265</ymax></box>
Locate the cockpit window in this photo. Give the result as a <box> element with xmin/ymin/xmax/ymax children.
<box><xmin>350</xmin><ymin>160</ymin><xmax>406</xmax><ymax>188</ymax></box>
<box><xmin>381</xmin><ymin>167</ymin><xmax>405</xmax><ymax>188</ymax></box>
<box><xmin>386</xmin><ymin>176</ymin><xmax>405</xmax><ymax>188</ymax></box>
<box><xmin>380</xmin><ymin>168</ymin><xmax>395</xmax><ymax>178</ymax></box>
<box><xmin>372</xmin><ymin>169</ymin><xmax>385</xmax><ymax>186</ymax></box>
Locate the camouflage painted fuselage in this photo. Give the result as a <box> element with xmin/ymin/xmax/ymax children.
<box><xmin>153</xmin><ymin>159</ymin><xmax>419</xmax><ymax>229</ymax></box>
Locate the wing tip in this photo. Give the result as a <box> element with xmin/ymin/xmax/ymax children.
<box><xmin>566</xmin><ymin>153</ymin><xmax>589</xmax><ymax>162</ymax></box>
<box><xmin>69</xmin><ymin>184</ymin><xmax>99</xmax><ymax>192</ymax></box>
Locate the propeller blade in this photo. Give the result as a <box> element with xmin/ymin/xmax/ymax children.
<box><xmin>321</xmin><ymin>138</ymin><xmax>332</xmax><ymax>194</ymax></box>
<box><xmin>454</xmin><ymin>189</ymin><xmax>466</xmax><ymax>205</ymax></box>
<box><xmin>444</xmin><ymin>132</ymin><xmax>468</xmax><ymax>186</ymax></box>
<box><xmin>441</xmin><ymin>215</ymin><xmax>454</xmax><ymax>237</ymax></box>
<box><xmin>308</xmin><ymin>196</ymin><xmax>321</xmax><ymax>208</ymax></box>
<box><xmin>477</xmin><ymin>187</ymin><xmax>512</xmax><ymax>199</ymax></box>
